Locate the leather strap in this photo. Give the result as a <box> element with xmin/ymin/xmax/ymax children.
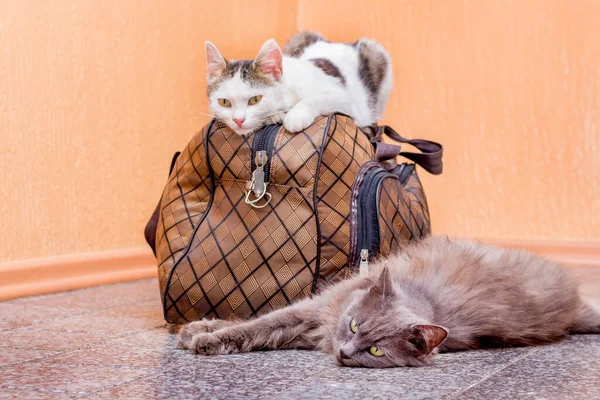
<box><xmin>369</xmin><ymin>125</ymin><xmax>443</xmax><ymax>175</ymax></box>
<box><xmin>375</xmin><ymin>142</ymin><xmax>402</xmax><ymax>162</ymax></box>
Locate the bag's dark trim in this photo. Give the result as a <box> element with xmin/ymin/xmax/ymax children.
<box><xmin>407</xmin><ymin>166</ymin><xmax>432</xmax><ymax>233</ymax></box>
<box><xmin>144</xmin><ymin>151</ymin><xmax>181</xmax><ymax>255</ymax></box>
<box><xmin>348</xmin><ymin>161</ymin><xmax>379</xmax><ymax>266</ymax></box>
<box><xmin>251</xmin><ymin>124</ymin><xmax>281</xmax><ymax>179</ymax></box>
<box><xmin>310</xmin><ymin>113</ymin><xmax>339</xmax><ymax>294</ymax></box>
<box><xmin>162</xmin><ymin>118</ymin><xmax>217</xmax><ymax>322</ymax></box>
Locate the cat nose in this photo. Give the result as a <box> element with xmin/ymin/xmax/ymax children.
<box><xmin>233</xmin><ymin>118</ymin><xmax>245</xmax><ymax>128</ymax></box>
<box><xmin>339</xmin><ymin>350</ymin><xmax>351</xmax><ymax>360</ymax></box>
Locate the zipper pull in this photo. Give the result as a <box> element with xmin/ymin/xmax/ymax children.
<box><xmin>245</xmin><ymin>150</ymin><xmax>272</xmax><ymax>209</ymax></box>
<box><xmin>252</xmin><ymin>151</ymin><xmax>267</xmax><ymax>196</ymax></box>
<box><xmin>359</xmin><ymin>249</ymin><xmax>369</xmax><ymax>276</ymax></box>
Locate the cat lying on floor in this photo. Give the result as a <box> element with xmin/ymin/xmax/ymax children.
<box><xmin>178</xmin><ymin>236</ymin><xmax>600</xmax><ymax>368</ymax></box>
<box><xmin>205</xmin><ymin>31</ymin><xmax>392</xmax><ymax>136</ymax></box>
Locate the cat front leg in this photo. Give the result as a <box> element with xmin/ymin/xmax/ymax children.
<box><xmin>283</xmin><ymin>103</ymin><xmax>317</xmax><ymax>132</ymax></box>
<box><xmin>177</xmin><ymin>319</ymin><xmax>237</xmax><ymax>349</ymax></box>
<box><xmin>185</xmin><ymin>300</ymin><xmax>318</xmax><ymax>355</ymax></box>
<box><xmin>284</xmin><ymin>94</ymin><xmax>352</xmax><ymax>132</ymax></box>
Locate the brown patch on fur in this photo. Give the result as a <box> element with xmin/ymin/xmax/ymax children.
<box><xmin>310</xmin><ymin>58</ymin><xmax>346</xmax><ymax>85</ymax></box>
<box><xmin>284</xmin><ymin>31</ymin><xmax>325</xmax><ymax>57</ymax></box>
<box><xmin>207</xmin><ymin>59</ymin><xmax>273</xmax><ymax>95</ymax></box>
<box><xmin>356</xmin><ymin>39</ymin><xmax>389</xmax><ymax>105</ymax></box>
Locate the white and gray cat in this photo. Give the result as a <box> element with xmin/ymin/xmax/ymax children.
<box><xmin>178</xmin><ymin>236</ymin><xmax>600</xmax><ymax>368</ymax></box>
<box><xmin>205</xmin><ymin>32</ymin><xmax>392</xmax><ymax>136</ymax></box>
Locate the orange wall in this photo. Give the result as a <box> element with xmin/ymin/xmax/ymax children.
<box><xmin>1</xmin><ymin>0</ymin><xmax>599</xmax><ymax>264</ymax></box>
<box><xmin>0</xmin><ymin>0</ymin><xmax>296</xmax><ymax>262</ymax></box>
<box><xmin>299</xmin><ymin>0</ymin><xmax>600</xmax><ymax>241</ymax></box>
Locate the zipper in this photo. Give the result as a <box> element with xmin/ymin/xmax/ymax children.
<box><xmin>359</xmin><ymin>249</ymin><xmax>369</xmax><ymax>276</ymax></box>
<box><xmin>251</xmin><ymin>124</ymin><xmax>281</xmax><ymax>180</ymax></box>
<box><xmin>245</xmin><ymin>124</ymin><xmax>281</xmax><ymax>208</ymax></box>
<box><xmin>354</xmin><ymin>168</ymin><xmax>391</xmax><ymax>263</ymax></box>
<box><xmin>392</xmin><ymin>164</ymin><xmax>412</xmax><ymax>185</ymax></box>
<box><xmin>350</xmin><ymin>164</ymin><xmax>406</xmax><ymax>267</ymax></box>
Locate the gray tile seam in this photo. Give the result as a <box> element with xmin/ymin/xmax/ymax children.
<box><xmin>32</xmin><ymin>322</ymin><xmax>167</xmax><ymax>335</ymax></box>
<box><xmin>74</xmin><ymin>370</ymin><xmax>164</xmax><ymax>399</ymax></box>
<box><xmin>0</xmin><ymin>305</ymin><xmax>163</xmax><ymax>337</ymax></box>
<box><xmin>0</xmin><ymin>326</ymin><xmax>165</xmax><ymax>355</ymax></box>
<box><xmin>0</xmin><ymin>350</ymin><xmax>67</xmax><ymax>368</ymax></box>
<box><xmin>35</xmin><ymin>359</ymin><xmax>157</xmax><ymax>371</ymax></box>
<box><xmin>0</xmin><ymin>384</ymin><xmax>73</xmax><ymax>395</ymax></box>
<box><xmin>0</xmin><ymin>366</ymin><xmax>160</xmax><ymax>397</ymax></box>
<box><xmin>445</xmin><ymin>347</ymin><xmax>541</xmax><ymax>399</ymax></box>
<box><xmin>1</xmin><ymin>297</ymin><xmax>158</xmax><ymax>314</ymax></box>
<box><xmin>260</xmin><ymin>376</ymin><xmax>326</xmax><ymax>400</ymax></box>
<box><xmin>0</xmin><ymin>300</ymin><xmax>136</xmax><ymax>325</ymax></box>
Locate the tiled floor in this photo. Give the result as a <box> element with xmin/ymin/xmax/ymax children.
<box><xmin>0</xmin><ymin>268</ymin><xmax>599</xmax><ymax>399</ymax></box>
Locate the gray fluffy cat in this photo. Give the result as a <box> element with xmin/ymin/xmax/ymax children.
<box><xmin>178</xmin><ymin>236</ymin><xmax>600</xmax><ymax>368</ymax></box>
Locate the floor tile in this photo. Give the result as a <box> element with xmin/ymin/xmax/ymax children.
<box><xmin>160</xmin><ymin>350</ymin><xmax>348</xmax><ymax>399</ymax></box>
<box><xmin>0</xmin><ymin>361</ymin><xmax>152</xmax><ymax>395</ymax></box>
<box><xmin>0</xmin><ymin>348</ymin><xmax>60</xmax><ymax>367</ymax></box>
<box><xmin>83</xmin><ymin>375</ymin><xmax>205</xmax><ymax>400</ymax></box>
<box><xmin>0</xmin><ymin>304</ymin><xmax>88</xmax><ymax>332</ymax></box>
<box><xmin>94</xmin><ymin>304</ymin><xmax>165</xmax><ymax>323</ymax></box>
<box><xmin>266</xmin><ymin>347</ymin><xmax>534</xmax><ymax>399</ymax></box>
<box><xmin>107</xmin><ymin>327</ymin><xmax>178</xmax><ymax>350</ymax></box>
<box><xmin>0</xmin><ymin>389</ymin><xmax>77</xmax><ymax>399</ymax></box>
<box><xmin>0</xmin><ymin>327</ymin><xmax>121</xmax><ymax>351</ymax></box>
<box><xmin>272</xmin><ymin>380</ymin><xmax>444</xmax><ymax>400</ymax></box>
<box><xmin>7</xmin><ymin>280</ymin><xmax>159</xmax><ymax>311</ymax></box>
<box><xmin>41</xmin><ymin>315</ymin><xmax>163</xmax><ymax>335</ymax></box>
<box><xmin>45</xmin><ymin>342</ymin><xmax>199</xmax><ymax>369</ymax></box>
<box><xmin>456</xmin><ymin>335</ymin><xmax>600</xmax><ymax>399</ymax></box>
<box><xmin>1</xmin><ymin>274</ymin><xmax>598</xmax><ymax>399</ymax></box>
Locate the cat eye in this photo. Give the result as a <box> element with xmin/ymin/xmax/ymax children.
<box><xmin>248</xmin><ymin>95</ymin><xmax>262</xmax><ymax>105</ymax></box>
<box><xmin>369</xmin><ymin>346</ymin><xmax>384</xmax><ymax>357</ymax></box>
<box><xmin>350</xmin><ymin>318</ymin><xmax>358</xmax><ymax>334</ymax></box>
<box><xmin>218</xmin><ymin>98</ymin><xmax>232</xmax><ymax>107</ymax></box>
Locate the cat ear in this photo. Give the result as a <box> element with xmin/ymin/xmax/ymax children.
<box><xmin>254</xmin><ymin>39</ymin><xmax>283</xmax><ymax>81</ymax></box>
<box><xmin>205</xmin><ymin>41</ymin><xmax>227</xmax><ymax>84</ymax></box>
<box><xmin>369</xmin><ymin>266</ymin><xmax>393</xmax><ymax>298</ymax></box>
<box><xmin>409</xmin><ymin>325</ymin><xmax>449</xmax><ymax>356</ymax></box>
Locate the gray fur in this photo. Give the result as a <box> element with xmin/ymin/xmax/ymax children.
<box><xmin>283</xmin><ymin>31</ymin><xmax>325</xmax><ymax>57</ymax></box>
<box><xmin>179</xmin><ymin>236</ymin><xmax>600</xmax><ymax>368</ymax></box>
<box><xmin>356</xmin><ymin>38</ymin><xmax>390</xmax><ymax>109</ymax></box>
<box><xmin>310</xmin><ymin>58</ymin><xmax>346</xmax><ymax>85</ymax></box>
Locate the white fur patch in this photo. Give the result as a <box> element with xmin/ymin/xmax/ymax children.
<box><xmin>208</xmin><ymin>39</ymin><xmax>392</xmax><ymax>135</ymax></box>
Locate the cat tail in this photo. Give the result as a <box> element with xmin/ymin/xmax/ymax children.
<box><xmin>573</xmin><ymin>302</ymin><xmax>600</xmax><ymax>334</ymax></box>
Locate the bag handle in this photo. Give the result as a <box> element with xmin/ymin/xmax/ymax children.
<box><xmin>370</xmin><ymin>125</ymin><xmax>443</xmax><ymax>175</ymax></box>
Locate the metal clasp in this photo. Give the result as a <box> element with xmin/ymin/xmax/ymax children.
<box><xmin>245</xmin><ymin>151</ymin><xmax>272</xmax><ymax>209</ymax></box>
<box><xmin>359</xmin><ymin>249</ymin><xmax>369</xmax><ymax>276</ymax></box>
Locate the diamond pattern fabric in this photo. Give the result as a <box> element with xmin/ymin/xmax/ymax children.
<box><xmin>152</xmin><ymin>114</ymin><xmax>436</xmax><ymax>323</ymax></box>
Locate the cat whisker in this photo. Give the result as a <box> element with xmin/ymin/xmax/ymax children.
<box><xmin>192</xmin><ymin>112</ymin><xmax>216</xmax><ymax>119</ymax></box>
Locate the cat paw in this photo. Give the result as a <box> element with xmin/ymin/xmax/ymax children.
<box><xmin>284</xmin><ymin>107</ymin><xmax>315</xmax><ymax>132</ymax></box>
<box><xmin>178</xmin><ymin>323</ymin><xmax>202</xmax><ymax>349</ymax></box>
<box><xmin>191</xmin><ymin>333</ymin><xmax>233</xmax><ymax>355</ymax></box>
<box><xmin>178</xmin><ymin>320</ymin><xmax>234</xmax><ymax>349</ymax></box>
<box><xmin>265</xmin><ymin>111</ymin><xmax>285</xmax><ymax>126</ymax></box>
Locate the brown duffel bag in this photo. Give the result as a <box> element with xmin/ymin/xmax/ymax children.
<box><xmin>145</xmin><ymin>113</ymin><xmax>442</xmax><ymax>324</ymax></box>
